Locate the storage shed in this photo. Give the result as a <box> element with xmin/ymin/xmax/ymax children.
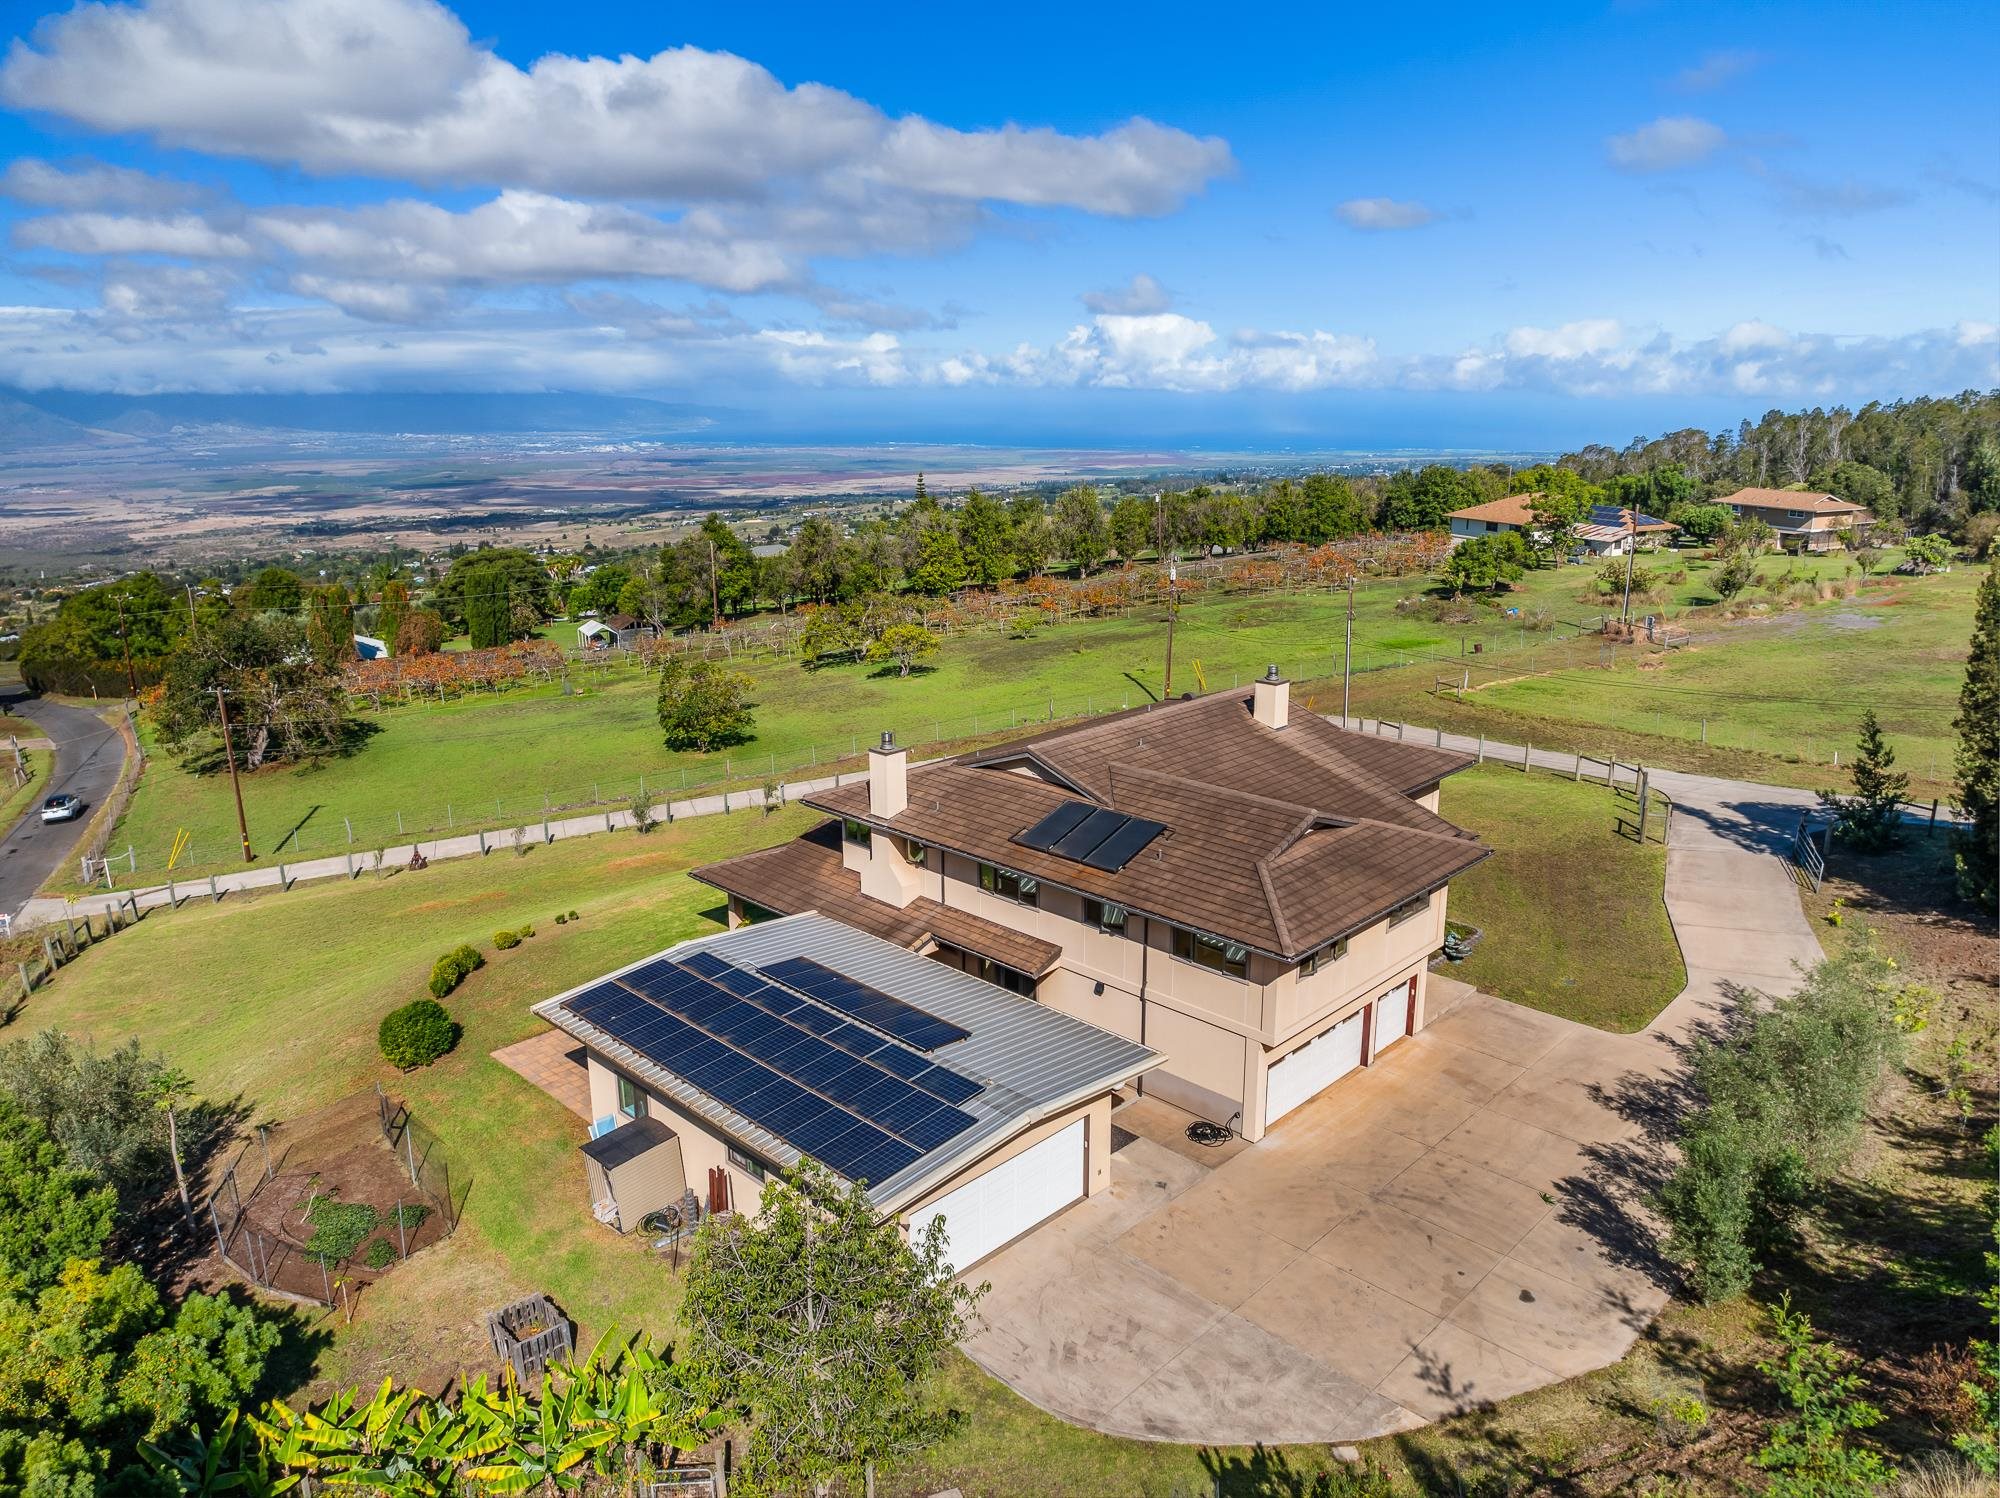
<box><xmin>580</xmin><ymin>1115</ymin><xmax>686</xmax><ymax>1233</ymax></box>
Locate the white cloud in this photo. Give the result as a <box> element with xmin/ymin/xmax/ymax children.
<box><xmin>1720</xmin><ymin>319</ymin><xmax>1791</xmax><ymax>354</ymax></box>
<box><xmin>1502</xmin><ymin>320</ymin><xmax>1626</xmax><ymax>360</ymax></box>
<box><xmin>0</xmin><ymin>0</ymin><xmax>1229</xmax><ymax>214</ymax></box>
<box><xmin>1</xmin><ymin>157</ymin><xmax>205</xmax><ymax>210</ymax></box>
<box><xmin>1606</xmin><ymin>116</ymin><xmax>1728</xmax><ymax>172</ymax></box>
<box><xmin>1081</xmin><ymin>273</ymin><xmax>1172</xmax><ymax>315</ymax></box>
<box><xmin>1</xmin><ymin>298</ymin><xmax>1993</xmax><ymax>403</ymax></box>
<box><xmin>16</xmin><ymin>210</ymin><xmax>252</xmax><ymax>258</ymax></box>
<box><xmin>1334</xmin><ymin>197</ymin><xmax>1440</xmax><ymax>231</ymax></box>
<box><xmin>1671</xmin><ymin>49</ymin><xmax>1765</xmax><ymax>92</ymax></box>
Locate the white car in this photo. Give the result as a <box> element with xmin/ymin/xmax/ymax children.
<box><xmin>39</xmin><ymin>793</ymin><xmax>82</xmax><ymax>824</ymax></box>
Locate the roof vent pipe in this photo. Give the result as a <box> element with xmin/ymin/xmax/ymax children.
<box><xmin>1253</xmin><ymin>664</ymin><xmax>1290</xmax><ymax>731</ymax></box>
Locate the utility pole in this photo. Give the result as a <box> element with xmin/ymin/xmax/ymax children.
<box><xmin>1154</xmin><ymin>493</ymin><xmax>1179</xmax><ymax>699</ymax></box>
<box><xmin>708</xmin><ymin>538</ymin><xmax>723</xmax><ymax>630</ymax></box>
<box><xmin>114</xmin><ymin>596</ymin><xmax>137</xmax><ymax>697</ymax></box>
<box><xmin>1620</xmin><ymin>506</ymin><xmax>1639</xmax><ymax>624</ymax></box>
<box><xmin>1342</xmin><ymin>574</ymin><xmax>1355</xmax><ymax>727</ymax></box>
<box><xmin>214</xmin><ymin>688</ymin><xmax>254</xmax><ymax>863</ymax></box>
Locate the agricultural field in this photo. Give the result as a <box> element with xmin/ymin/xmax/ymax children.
<box><xmin>70</xmin><ymin>545</ymin><xmax>1979</xmax><ymax>889</ymax></box>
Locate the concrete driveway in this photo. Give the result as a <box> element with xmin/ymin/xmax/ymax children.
<box><xmin>960</xmin><ymin>757</ymin><xmax>1825</xmax><ymax>1444</ymax></box>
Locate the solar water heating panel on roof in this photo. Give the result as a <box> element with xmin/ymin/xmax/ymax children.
<box><xmin>1081</xmin><ymin>814</ymin><xmax>1168</xmax><ymax>871</ymax></box>
<box><xmin>1014</xmin><ymin>799</ymin><xmax>1097</xmax><ymax>851</ymax></box>
<box><xmin>1049</xmin><ymin>806</ymin><xmax>1129</xmax><ymax>860</ymax></box>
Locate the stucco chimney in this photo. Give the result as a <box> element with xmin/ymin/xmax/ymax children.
<box><xmin>868</xmin><ymin>730</ymin><xmax>908</xmax><ymax>818</ymax></box>
<box><xmin>1252</xmin><ymin>663</ymin><xmax>1290</xmax><ymax>731</ymax></box>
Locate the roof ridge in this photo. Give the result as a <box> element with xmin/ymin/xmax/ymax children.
<box><xmin>1256</xmin><ymin>857</ymin><xmax>1296</xmax><ymax>954</ymax></box>
<box><xmin>1105</xmin><ymin>758</ymin><xmax>1320</xmax><ymax>823</ymax></box>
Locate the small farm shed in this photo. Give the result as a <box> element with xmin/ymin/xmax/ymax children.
<box><xmin>580</xmin><ymin>1115</ymin><xmax>686</xmax><ymax>1232</ymax></box>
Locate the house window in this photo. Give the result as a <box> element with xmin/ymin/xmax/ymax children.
<box><xmin>1787</xmin><ymin>509</ymin><xmax>1805</xmax><ymax>519</ymax></box>
<box><xmin>1083</xmin><ymin>898</ymin><xmax>1128</xmax><ymax>932</ymax></box>
<box><xmin>979</xmin><ymin>864</ymin><xmax>1039</xmax><ymax>906</ymax></box>
<box><xmin>1387</xmin><ymin>895</ymin><xmax>1430</xmax><ymax>928</ymax></box>
<box><xmin>842</xmin><ymin>818</ymin><xmax>871</xmax><ymax>848</ymax></box>
<box><xmin>1299</xmin><ymin>936</ymin><xmax>1348</xmax><ymax>977</ymax></box>
<box><xmin>1171</xmin><ymin>926</ymin><xmax>1248</xmax><ymax>979</ymax></box>
<box><xmin>904</xmin><ymin>839</ymin><xmax>927</xmax><ymax>867</ymax></box>
<box><xmin>616</xmin><ymin>1074</ymin><xmax>647</xmax><ymax>1121</ymax></box>
<box><xmin>727</xmin><ymin>1144</ymin><xmax>766</xmax><ymax>1182</ymax></box>
<box><xmin>974</xmin><ymin>957</ymin><xmax>1035</xmax><ymax>995</ymax></box>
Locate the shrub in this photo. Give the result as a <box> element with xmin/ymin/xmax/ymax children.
<box><xmin>362</xmin><ymin>1236</ymin><xmax>396</xmax><ymax>1270</ymax></box>
<box><xmin>304</xmin><ymin>1196</ymin><xmax>379</xmax><ymax>1265</ymax></box>
<box><xmin>1657</xmin><ymin>937</ymin><xmax>1906</xmax><ymax>1300</ymax></box>
<box><xmin>428</xmin><ymin>943</ymin><xmax>483</xmax><ymax>998</ymax></box>
<box><xmin>494</xmin><ymin>929</ymin><xmax>522</xmax><ymax>950</ymax></box>
<box><xmin>378</xmin><ymin>997</ymin><xmax>461</xmax><ymax>1070</ymax></box>
<box><xmin>1753</xmin><ymin>1294</ymin><xmax>1889</xmax><ymax>1494</ymax></box>
<box><xmin>555</xmin><ymin>913</ymin><xmax>567</xmax><ymax>925</ymax></box>
<box><xmin>391</xmin><ymin>1202</ymin><xmax>430</xmax><ymax>1232</ymax></box>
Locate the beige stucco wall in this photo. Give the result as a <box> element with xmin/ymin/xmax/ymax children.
<box><xmin>1416</xmin><ymin>786</ymin><xmax>1442</xmax><ymax>814</ymax></box>
<box><xmin>1266</xmin><ymin>887</ymin><xmax>1446</xmax><ymax>1039</ymax></box>
<box><xmin>585</xmin><ymin>1053</ymin><xmax>771</xmax><ymax>1217</ymax></box>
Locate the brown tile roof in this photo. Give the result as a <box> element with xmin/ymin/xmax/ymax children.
<box><xmin>966</xmin><ymin>690</ymin><xmax>1475</xmax><ymax>812</ymax></box>
<box><xmin>801</xmin><ymin>693</ymin><xmax>1488</xmax><ymax>958</ymax></box>
<box><xmin>693</xmin><ymin>823</ymin><xmax>1063</xmax><ymax>978</ymax></box>
<box><xmin>1445</xmin><ymin>492</ymin><xmax>1542</xmax><ymax>526</ymax></box>
<box><xmin>1722</xmin><ymin>488</ymin><xmax>1870</xmax><ymax>515</ymax></box>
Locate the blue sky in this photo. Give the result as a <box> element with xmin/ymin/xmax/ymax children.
<box><xmin>0</xmin><ymin>0</ymin><xmax>1994</xmax><ymax>445</ymax></box>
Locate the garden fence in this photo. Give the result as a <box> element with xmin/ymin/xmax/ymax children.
<box><xmin>2</xmin><ymin>892</ymin><xmax>139</xmax><ymax>1015</ymax></box>
<box><xmin>201</xmin><ymin>1088</ymin><xmax>462</xmax><ymax>1310</ymax></box>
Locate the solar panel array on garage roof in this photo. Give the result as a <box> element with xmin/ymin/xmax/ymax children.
<box><xmin>1013</xmin><ymin>799</ymin><xmax>1168</xmax><ymax>871</ymax></box>
<box><xmin>564</xmin><ymin>953</ymin><xmax>983</xmax><ymax>1185</ymax></box>
<box><xmin>761</xmin><ymin>955</ymin><xmax>970</xmax><ymax>1054</ymax></box>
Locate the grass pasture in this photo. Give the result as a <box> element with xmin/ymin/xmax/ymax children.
<box><xmin>73</xmin><ymin>550</ymin><xmax>1978</xmax><ymax>894</ymax></box>
<box><xmin>1439</xmin><ymin>763</ymin><xmax>1684</xmax><ymax>1031</ymax></box>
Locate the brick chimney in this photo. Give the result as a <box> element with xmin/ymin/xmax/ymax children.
<box><xmin>868</xmin><ymin>730</ymin><xmax>908</xmax><ymax>818</ymax></box>
<box><xmin>1252</xmin><ymin>664</ymin><xmax>1289</xmax><ymax>731</ymax></box>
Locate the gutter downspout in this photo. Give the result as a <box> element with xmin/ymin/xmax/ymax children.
<box><xmin>1137</xmin><ymin>915</ymin><xmax>1151</xmax><ymax>1097</ymax></box>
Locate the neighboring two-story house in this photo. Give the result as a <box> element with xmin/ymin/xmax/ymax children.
<box><xmin>694</xmin><ymin>674</ymin><xmax>1489</xmax><ymax>1143</ymax></box>
<box><xmin>1720</xmin><ymin>487</ymin><xmax>1873</xmax><ymax>553</ymax></box>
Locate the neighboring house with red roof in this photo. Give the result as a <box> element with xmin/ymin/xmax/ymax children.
<box><xmin>1447</xmin><ymin>493</ymin><xmax>1677</xmax><ymax>557</ymax></box>
<box><xmin>1720</xmin><ymin>488</ymin><xmax>1874</xmax><ymax>553</ymax></box>
<box><xmin>694</xmin><ymin>675</ymin><xmax>1489</xmax><ymax>1142</ymax></box>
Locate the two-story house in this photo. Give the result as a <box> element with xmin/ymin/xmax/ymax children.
<box><xmin>694</xmin><ymin>673</ymin><xmax>1489</xmax><ymax>1143</ymax></box>
<box><xmin>1720</xmin><ymin>487</ymin><xmax>1873</xmax><ymax>553</ymax></box>
<box><xmin>1446</xmin><ymin>493</ymin><xmax>1677</xmax><ymax>557</ymax></box>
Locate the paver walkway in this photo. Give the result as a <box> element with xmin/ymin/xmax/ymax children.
<box><xmin>960</xmin><ymin>740</ymin><xmax>1826</xmax><ymax>1444</ymax></box>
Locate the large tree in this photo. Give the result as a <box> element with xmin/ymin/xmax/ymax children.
<box><xmin>1380</xmin><ymin>464</ymin><xmax>1479</xmax><ymax>531</ymax></box>
<box><xmin>954</xmin><ymin>489</ymin><xmax>1014</xmax><ymax>588</ymax></box>
<box><xmin>153</xmin><ymin>612</ymin><xmax>350</xmax><ymax>770</ymax></box>
<box><xmin>900</xmin><ymin>502</ymin><xmax>967</xmax><ymax>596</ymax></box>
<box><xmin>681</xmin><ymin>1159</ymin><xmax>982</xmax><ymax>1498</ymax></box>
<box><xmin>241</xmin><ymin>567</ymin><xmax>304</xmax><ymax>612</ymax></box>
<box><xmin>789</xmin><ymin>516</ymin><xmax>842</xmax><ymax>603</ymax></box>
<box><xmin>1052</xmin><ymin>486</ymin><xmax>1109</xmax><ymax>575</ymax></box>
<box><xmin>656</xmin><ymin>654</ymin><xmax>756</xmax><ymax>751</ymax></box>
<box><xmin>1954</xmin><ymin>559</ymin><xmax>2000</xmax><ymax>910</ymax></box>
<box><xmin>434</xmin><ymin>548</ymin><xmax>553</xmax><ymax>644</ymax></box>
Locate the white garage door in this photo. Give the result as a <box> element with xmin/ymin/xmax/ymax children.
<box><xmin>1264</xmin><ymin>1009</ymin><xmax>1365</xmax><ymax>1129</ymax></box>
<box><xmin>906</xmin><ymin>1119</ymin><xmax>1085</xmax><ymax>1272</ymax></box>
<box><xmin>1374</xmin><ymin>981</ymin><xmax>1412</xmax><ymax>1054</ymax></box>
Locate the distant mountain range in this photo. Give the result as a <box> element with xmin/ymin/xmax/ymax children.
<box><xmin>0</xmin><ymin>388</ymin><xmax>731</xmax><ymax>447</ymax></box>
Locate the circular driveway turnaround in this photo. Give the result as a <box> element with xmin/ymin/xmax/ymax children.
<box><xmin>957</xmin><ymin>753</ymin><xmax>1824</xmax><ymax>1444</ymax></box>
<box><xmin>0</xmin><ymin>696</ymin><xmax>129</xmax><ymax>921</ymax></box>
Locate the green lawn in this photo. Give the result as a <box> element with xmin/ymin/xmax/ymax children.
<box><xmin>0</xmin><ymin>748</ymin><xmax>52</xmax><ymax>832</ymax></box>
<box><xmin>12</xmin><ymin>802</ymin><xmax>817</xmax><ymax>1393</ymax></box>
<box><xmin>89</xmin><ymin>582</ymin><xmax>1564</xmax><ymax>885</ymax></box>
<box><xmin>1439</xmin><ymin>763</ymin><xmax>1684</xmax><ymax>1031</ymax></box>
<box><xmin>79</xmin><ymin>553</ymin><xmax>1978</xmax><ymax>891</ymax></box>
<box><xmin>13</xmin><ymin>764</ymin><xmax>1973</xmax><ymax>1495</ymax></box>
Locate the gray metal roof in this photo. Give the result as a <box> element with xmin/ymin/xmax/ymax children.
<box><xmin>532</xmin><ymin>913</ymin><xmax>1161</xmax><ymax>1211</ymax></box>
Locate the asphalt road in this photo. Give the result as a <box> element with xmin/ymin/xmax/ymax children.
<box><xmin>1</xmin><ymin>694</ymin><xmax>129</xmax><ymax>921</ymax></box>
